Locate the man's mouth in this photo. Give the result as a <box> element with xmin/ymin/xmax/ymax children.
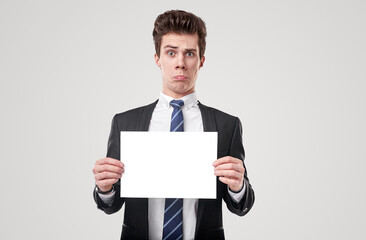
<box><xmin>173</xmin><ymin>75</ymin><xmax>188</xmax><ymax>80</ymax></box>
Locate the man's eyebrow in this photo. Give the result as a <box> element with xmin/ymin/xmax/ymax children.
<box><xmin>163</xmin><ymin>45</ymin><xmax>178</xmax><ymax>49</ymax></box>
<box><xmin>163</xmin><ymin>45</ymin><xmax>197</xmax><ymax>52</ymax></box>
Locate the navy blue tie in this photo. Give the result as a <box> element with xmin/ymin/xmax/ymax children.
<box><xmin>162</xmin><ymin>99</ymin><xmax>184</xmax><ymax>240</ymax></box>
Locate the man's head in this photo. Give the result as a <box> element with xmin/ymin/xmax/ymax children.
<box><xmin>153</xmin><ymin>10</ymin><xmax>207</xmax><ymax>99</ymax></box>
<box><xmin>153</xmin><ymin>10</ymin><xmax>207</xmax><ymax>60</ymax></box>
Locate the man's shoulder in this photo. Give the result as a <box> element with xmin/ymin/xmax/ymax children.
<box><xmin>114</xmin><ymin>100</ymin><xmax>158</xmax><ymax>120</ymax></box>
<box><xmin>199</xmin><ymin>102</ymin><xmax>239</xmax><ymax>122</ymax></box>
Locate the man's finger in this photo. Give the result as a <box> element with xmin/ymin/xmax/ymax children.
<box><xmin>95</xmin><ymin>172</ymin><xmax>122</xmax><ymax>181</ymax></box>
<box><xmin>94</xmin><ymin>164</ymin><xmax>124</xmax><ymax>174</ymax></box>
<box><xmin>218</xmin><ymin>177</ymin><xmax>243</xmax><ymax>192</ymax></box>
<box><xmin>96</xmin><ymin>158</ymin><xmax>124</xmax><ymax>167</ymax></box>
<box><xmin>212</xmin><ymin>156</ymin><xmax>242</xmax><ymax>167</ymax></box>
<box><xmin>214</xmin><ymin>163</ymin><xmax>244</xmax><ymax>173</ymax></box>
<box><xmin>96</xmin><ymin>178</ymin><xmax>119</xmax><ymax>188</ymax></box>
<box><xmin>214</xmin><ymin>169</ymin><xmax>242</xmax><ymax>180</ymax></box>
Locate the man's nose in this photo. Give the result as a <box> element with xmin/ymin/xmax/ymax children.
<box><xmin>175</xmin><ymin>54</ymin><xmax>186</xmax><ymax>70</ymax></box>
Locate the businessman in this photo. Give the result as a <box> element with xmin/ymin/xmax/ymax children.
<box><xmin>93</xmin><ymin>10</ymin><xmax>254</xmax><ymax>240</ymax></box>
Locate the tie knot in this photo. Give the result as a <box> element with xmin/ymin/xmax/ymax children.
<box><xmin>170</xmin><ymin>99</ymin><xmax>184</xmax><ymax>109</ymax></box>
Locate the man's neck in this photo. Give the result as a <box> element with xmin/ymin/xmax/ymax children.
<box><xmin>162</xmin><ymin>89</ymin><xmax>195</xmax><ymax>99</ymax></box>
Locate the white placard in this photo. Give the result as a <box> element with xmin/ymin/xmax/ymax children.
<box><xmin>120</xmin><ymin>132</ymin><xmax>217</xmax><ymax>199</ymax></box>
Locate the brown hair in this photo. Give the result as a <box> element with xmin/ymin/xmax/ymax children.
<box><xmin>152</xmin><ymin>10</ymin><xmax>207</xmax><ymax>59</ymax></box>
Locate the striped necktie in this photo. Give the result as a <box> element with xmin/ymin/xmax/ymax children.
<box><xmin>162</xmin><ymin>99</ymin><xmax>184</xmax><ymax>240</ymax></box>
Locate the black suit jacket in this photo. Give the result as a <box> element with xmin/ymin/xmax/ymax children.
<box><xmin>93</xmin><ymin>101</ymin><xmax>255</xmax><ymax>240</ymax></box>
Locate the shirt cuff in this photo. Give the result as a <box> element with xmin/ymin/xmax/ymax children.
<box><xmin>97</xmin><ymin>189</ymin><xmax>116</xmax><ymax>206</ymax></box>
<box><xmin>228</xmin><ymin>181</ymin><xmax>246</xmax><ymax>203</ymax></box>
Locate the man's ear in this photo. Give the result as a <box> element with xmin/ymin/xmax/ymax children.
<box><xmin>154</xmin><ymin>54</ymin><xmax>161</xmax><ymax>68</ymax></box>
<box><xmin>199</xmin><ymin>56</ymin><xmax>205</xmax><ymax>68</ymax></box>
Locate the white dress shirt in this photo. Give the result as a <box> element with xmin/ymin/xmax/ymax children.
<box><xmin>99</xmin><ymin>92</ymin><xmax>245</xmax><ymax>240</ymax></box>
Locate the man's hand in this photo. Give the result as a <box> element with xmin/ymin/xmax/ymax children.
<box><xmin>213</xmin><ymin>156</ymin><xmax>245</xmax><ymax>192</ymax></box>
<box><xmin>93</xmin><ymin>157</ymin><xmax>124</xmax><ymax>192</ymax></box>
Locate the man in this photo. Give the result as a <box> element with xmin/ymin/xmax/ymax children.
<box><xmin>93</xmin><ymin>10</ymin><xmax>254</xmax><ymax>240</ymax></box>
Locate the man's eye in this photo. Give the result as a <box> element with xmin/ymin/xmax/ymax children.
<box><xmin>168</xmin><ymin>51</ymin><xmax>174</xmax><ymax>56</ymax></box>
<box><xmin>186</xmin><ymin>52</ymin><xmax>194</xmax><ymax>56</ymax></box>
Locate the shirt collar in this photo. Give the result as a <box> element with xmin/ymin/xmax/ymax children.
<box><xmin>158</xmin><ymin>91</ymin><xmax>199</xmax><ymax>110</ymax></box>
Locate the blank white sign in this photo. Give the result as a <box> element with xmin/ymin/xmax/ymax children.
<box><xmin>120</xmin><ymin>131</ymin><xmax>217</xmax><ymax>199</ymax></box>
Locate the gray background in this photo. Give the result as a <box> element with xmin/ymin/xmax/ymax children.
<box><xmin>1</xmin><ymin>0</ymin><xmax>365</xmax><ymax>239</ymax></box>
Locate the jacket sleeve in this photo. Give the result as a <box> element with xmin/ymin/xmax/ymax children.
<box><xmin>223</xmin><ymin>117</ymin><xmax>255</xmax><ymax>216</ymax></box>
<box><xmin>93</xmin><ymin>114</ymin><xmax>125</xmax><ymax>214</ymax></box>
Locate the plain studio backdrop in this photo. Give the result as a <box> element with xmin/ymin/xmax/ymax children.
<box><xmin>0</xmin><ymin>0</ymin><xmax>365</xmax><ymax>239</ymax></box>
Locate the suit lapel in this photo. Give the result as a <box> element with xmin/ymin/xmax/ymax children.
<box><xmin>137</xmin><ymin>100</ymin><xmax>158</xmax><ymax>131</ymax></box>
<box><xmin>199</xmin><ymin>101</ymin><xmax>217</xmax><ymax>132</ymax></box>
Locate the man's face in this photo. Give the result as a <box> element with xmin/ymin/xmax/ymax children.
<box><xmin>155</xmin><ymin>33</ymin><xmax>205</xmax><ymax>99</ymax></box>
